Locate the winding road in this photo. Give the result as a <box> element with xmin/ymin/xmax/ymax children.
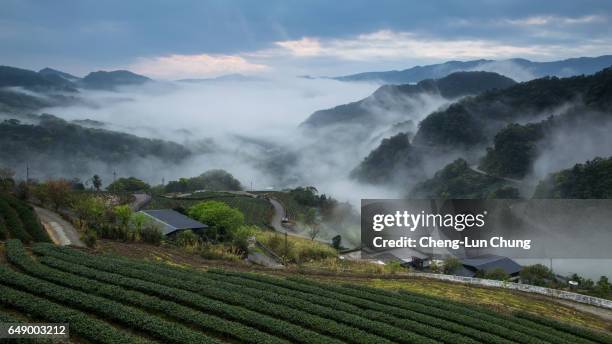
<box><xmin>34</xmin><ymin>206</ymin><xmax>84</xmax><ymax>247</ymax></box>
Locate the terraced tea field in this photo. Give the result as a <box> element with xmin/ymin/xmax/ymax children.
<box><xmin>0</xmin><ymin>195</ymin><xmax>51</xmax><ymax>243</ymax></box>
<box><xmin>1</xmin><ymin>239</ymin><xmax>611</xmax><ymax>344</ymax></box>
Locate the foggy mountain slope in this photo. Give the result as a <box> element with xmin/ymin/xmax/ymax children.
<box><xmin>38</xmin><ymin>68</ymin><xmax>81</xmax><ymax>82</ymax></box>
<box><xmin>0</xmin><ymin>66</ymin><xmax>77</xmax><ymax>93</ymax></box>
<box><xmin>0</xmin><ymin>114</ymin><xmax>192</xmax><ymax>180</ymax></box>
<box><xmin>355</xmin><ymin>66</ymin><xmax>612</xmax><ymax>187</ymax></box>
<box><xmin>79</xmin><ymin>70</ymin><xmax>152</xmax><ymax>90</ymax></box>
<box><xmin>301</xmin><ymin>71</ymin><xmax>515</xmax><ymax>129</ymax></box>
<box><xmin>332</xmin><ymin>55</ymin><xmax>612</xmax><ymax>84</ymax></box>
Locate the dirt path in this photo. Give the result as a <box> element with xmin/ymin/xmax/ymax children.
<box><xmin>34</xmin><ymin>206</ymin><xmax>85</xmax><ymax>247</ymax></box>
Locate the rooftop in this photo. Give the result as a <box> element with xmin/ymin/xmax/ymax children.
<box><xmin>140</xmin><ymin>209</ymin><xmax>207</xmax><ymax>235</ymax></box>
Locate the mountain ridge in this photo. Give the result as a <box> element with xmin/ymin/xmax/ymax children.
<box><xmin>332</xmin><ymin>55</ymin><xmax>612</xmax><ymax>84</ymax></box>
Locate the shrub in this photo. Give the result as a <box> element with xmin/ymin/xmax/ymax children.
<box><xmin>175</xmin><ymin>230</ymin><xmax>198</xmax><ymax>247</ymax></box>
<box><xmin>140</xmin><ymin>224</ymin><xmax>163</xmax><ymax>245</ymax></box>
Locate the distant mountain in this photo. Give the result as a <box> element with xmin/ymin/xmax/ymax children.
<box><xmin>38</xmin><ymin>67</ymin><xmax>81</xmax><ymax>82</ymax></box>
<box><xmin>332</xmin><ymin>55</ymin><xmax>612</xmax><ymax>84</ymax></box>
<box><xmin>79</xmin><ymin>70</ymin><xmax>151</xmax><ymax>90</ymax></box>
<box><xmin>301</xmin><ymin>71</ymin><xmax>516</xmax><ymax>128</ymax></box>
<box><xmin>0</xmin><ymin>66</ymin><xmax>77</xmax><ymax>92</ymax></box>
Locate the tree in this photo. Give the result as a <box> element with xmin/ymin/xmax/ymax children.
<box><xmin>303</xmin><ymin>208</ymin><xmax>319</xmax><ymax>241</ymax></box>
<box><xmin>443</xmin><ymin>256</ymin><xmax>462</xmax><ymax>274</ymax></box>
<box><xmin>188</xmin><ymin>201</ymin><xmax>244</xmax><ymax>241</ymax></box>
<box><xmin>73</xmin><ymin>196</ymin><xmax>105</xmax><ymax>229</ymax></box>
<box><xmin>520</xmin><ymin>264</ymin><xmax>554</xmax><ymax>286</ymax></box>
<box><xmin>44</xmin><ymin>179</ymin><xmax>72</xmax><ymax>211</ymax></box>
<box><xmin>0</xmin><ymin>167</ymin><xmax>15</xmax><ymax>193</ymax></box>
<box><xmin>107</xmin><ymin>177</ymin><xmax>150</xmax><ymax>193</ymax></box>
<box><xmin>114</xmin><ymin>205</ymin><xmax>133</xmax><ymax>229</ymax></box>
<box><xmin>92</xmin><ymin>175</ymin><xmax>102</xmax><ymax>191</ymax></box>
<box><xmin>331</xmin><ymin>235</ymin><xmax>342</xmax><ymax>250</ymax></box>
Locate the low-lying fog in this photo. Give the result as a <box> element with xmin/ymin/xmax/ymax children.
<box><xmin>42</xmin><ymin>77</ymin><xmax>406</xmax><ymax>204</ymax></box>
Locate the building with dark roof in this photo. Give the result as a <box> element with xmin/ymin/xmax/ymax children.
<box><xmin>456</xmin><ymin>255</ymin><xmax>522</xmax><ymax>278</ymax></box>
<box><xmin>140</xmin><ymin>209</ymin><xmax>208</xmax><ymax>236</ymax></box>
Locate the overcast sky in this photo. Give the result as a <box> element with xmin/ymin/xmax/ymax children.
<box><xmin>2</xmin><ymin>0</ymin><xmax>612</xmax><ymax>78</ymax></box>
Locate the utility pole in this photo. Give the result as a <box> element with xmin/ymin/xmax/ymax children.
<box><xmin>284</xmin><ymin>231</ymin><xmax>288</xmax><ymax>265</ymax></box>
<box><xmin>25</xmin><ymin>163</ymin><xmax>29</xmax><ymax>184</ymax></box>
<box><xmin>162</xmin><ymin>177</ymin><xmax>165</xmax><ymax>186</ymax></box>
<box><xmin>113</xmin><ymin>170</ymin><xmax>117</xmax><ymax>183</ymax></box>
<box><xmin>250</xmin><ymin>180</ymin><xmax>253</xmax><ymax>192</ymax></box>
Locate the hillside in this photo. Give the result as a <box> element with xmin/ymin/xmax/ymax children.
<box><xmin>355</xmin><ymin>67</ymin><xmax>612</xmax><ymax>186</ymax></box>
<box><xmin>0</xmin><ymin>66</ymin><xmax>77</xmax><ymax>92</ymax></box>
<box><xmin>534</xmin><ymin>157</ymin><xmax>612</xmax><ymax>198</ymax></box>
<box><xmin>409</xmin><ymin>159</ymin><xmax>509</xmax><ymax>199</ymax></box>
<box><xmin>301</xmin><ymin>71</ymin><xmax>516</xmax><ymax>129</ymax></box>
<box><xmin>0</xmin><ymin>114</ymin><xmax>191</xmax><ymax>178</ymax></box>
<box><xmin>333</xmin><ymin>55</ymin><xmax>612</xmax><ymax>84</ymax></box>
<box><xmin>351</xmin><ymin>133</ymin><xmax>424</xmax><ymax>184</ymax></box>
<box><xmin>0</xmin><ymin>240</ymin><xmax>609</xmax><ymax>343</ymax></box>
<box><xmin>0</xmin><ymin>194</ymin><xmax>51</xmax><ymax>243</ymax></box>
<box><xmin>79</xmin><ymin>70</ymin><xmax>151</xmax><ymax>90</ymax></box>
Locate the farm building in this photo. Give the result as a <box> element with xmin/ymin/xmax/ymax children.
<box><xmin>456</xmin><ymin>255</ymin><xmax>522</xmax><ymax>278</ymax></box>
<box><xmin>140</xmin><ymin>209</ymin><xmax>208</xmax><ymax>236</ymax></box>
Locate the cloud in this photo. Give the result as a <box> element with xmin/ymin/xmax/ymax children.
<box><xmin>505</xmin><ymin>14</ymin><xmax>607</xmax><ymax>27</ymax></box>
<box><xmin>268</xmin><ymin>30</ymin><xmax>557</xmax><ymax>61</ymax></box>
<box><xmin>129</xmin><ymin>53</ymin><xmax>269</xmax><ymax>79</ymax></box>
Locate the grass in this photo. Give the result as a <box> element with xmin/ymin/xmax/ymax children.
<box><xmin>361</xmin><ymin>278</ymin><xmax>612</xmax><ymax>332</ymax></box>
<box><xmin>255</xmin><ymin>231</ymin><xmax>337</xmax><ymax>264</ymax></box>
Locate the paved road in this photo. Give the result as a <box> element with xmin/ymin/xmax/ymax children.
<box><xmin>131</xmin><ymin>193</ymin><xmax>152</xmax><ymax>211</ymax></box>
<box><xmin>268</xmin><ymin>197</ymin><xmax>286</xmax><ymax>232</ymax></box>
<box><xmin>34</xmin><ymin>206</ymin><xmax>85</xmax><ymax>247</ymax></box>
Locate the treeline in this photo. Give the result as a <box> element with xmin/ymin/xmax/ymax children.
<box><xmin>164</xmin><ymin>169</ymin><xmax>242</xmax><ymax>193</ymax></box>
<box><xmin>534</xmin><ymin>157</ymin><xmax>612</xmax><ymax>198</ymax></box>
<box><xmin>0</xmin><ymin>115</ymin><xmax>191</xmax><ymax>178</ymax></box>
<box><xmin>355</xmin><ymin>67</ymin><xmax>612</xmax><ymax>188</ymax></box>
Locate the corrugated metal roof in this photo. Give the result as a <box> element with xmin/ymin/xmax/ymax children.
<box><xmin>461</xmin><ymin>255</ymin><xmax>522</xmax><ymax>275</ymax></box>
<box><xmin>140</xmin><ymin>209</ymin><xmax>207</xmax><ymax>235</ymax></box>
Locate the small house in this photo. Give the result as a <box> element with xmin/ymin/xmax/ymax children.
<box><xmin>456</xmin><ymin>255</ymin><xmax>522</xmax><ymax>278</ymax></box>
<box><xmin>140</xmin><ymin>209</ymin><xmax>208</xmax><ymax>236</ymax></box>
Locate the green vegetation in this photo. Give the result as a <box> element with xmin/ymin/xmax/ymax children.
<box><xmin>410</xmin><ymin>159</ymin><xmax>508</xmax><ymax>199</ymax></box>
<box><xmin>0</xmin><ymin>115</ymin><xmax>190</xmax><ymax>178</ymax></box>
<box><xmin>147</xmin><ymin>193</ymin><xmax>273</xmax><ymax>227</ymax></box>
<box><xmin>164</xmin><ymin>169</ymin><xmax>242</xmax><ymax>193</ymax></box>
<box><xmin>0</xmin><ymin>193</ymin><xmax>50</xmax><ymax>243</ymax></box>
<box><xmin>255</xmin><ymin>231</ymin><xmax>337</xmax><ymax>264</ymax></box>
<box><xmin>534</xmin><ymin>157</ymin><xmax>612</xmax><ymax>198</ymax></box>
<box><xmin>351</xmin><ymin>133</ymin><xmax>422</xmax><ymax>184</ymax></box>
<box><xmin>479</xmin><ymin>121</ymin><xmax>549</xmax><ymax>179</ymax></box>
<box><xmin>107</xmin><ymin>177</ymin><xmax>150</xmax><ymax>193</ymax></box>
<box><xmin>189</xmin><ymin>201</ymin><xmax>245</xmax><ymax>241</ymax></box>
<box><xmin>0</xmin><ymin>241</ymin><xmax>603</xmax><ymax>343</ymax></box>
<box><xmin>302</xmin><ymin>71</ymin><xmax>516</xmax><ymax>128</ymax></box>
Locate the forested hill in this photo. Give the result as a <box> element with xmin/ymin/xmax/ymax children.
<box><xmin>355</xmin><ymin>67</ymin><xmax>612</xmax><ymax>186</ymax></box>
<box><xmin>0</xmin><ymin>115</ymin><xmax>191</xmax><ymax>179</ymax></box>
<box><xmin>300</xmin><ymin>71</ymin><xmax>516</xmax><ymax>129</ymax></box>
<box><xmin>534</xmin><ymin>157</ymin><xmax>612</xmax><ymax>198</ymax></box>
